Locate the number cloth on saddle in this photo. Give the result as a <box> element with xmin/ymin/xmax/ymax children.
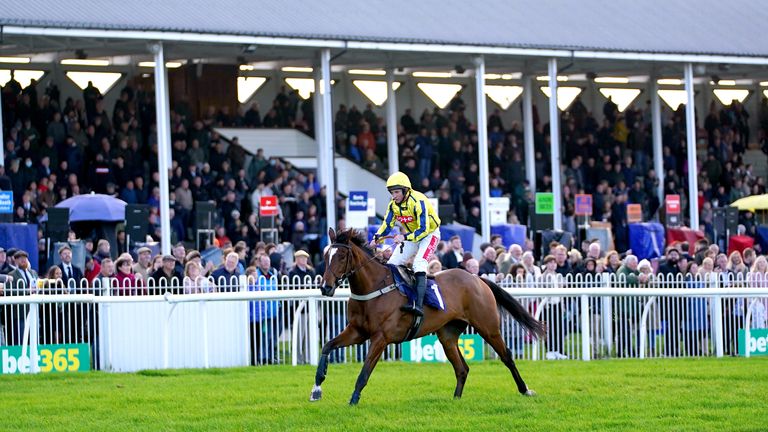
<box><xmin>387</xmin><ymin>264</ymin><xmax>445</xmax><ymax>311</ymax></box>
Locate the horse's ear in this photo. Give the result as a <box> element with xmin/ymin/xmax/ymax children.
<box><xmin>328</xmin><ymin>227</ymin><xmax>336</xmax><ymax>242</ymax></box>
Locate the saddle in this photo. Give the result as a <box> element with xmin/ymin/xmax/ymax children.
<box><xmin>387</xmin><ymin>264</ymin><xmax>444</xmax><ymax>311</ymax></box>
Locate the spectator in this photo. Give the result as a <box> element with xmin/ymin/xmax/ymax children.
<box><xmin>249</xmin><ymin>256</ymin><xmax>281</xmax><ymax>365</ymax></box>
<box><xmin>132</xmin><ymin>247</ymin><xmax>153</xmax><ymax>281</ymax></box>
<box><xmin>114</xmin><ymin>254</ymin><xmax>146</xmax><ymax>296</ymax></box>
<box><xmin>149</xmin><ymin>255</ymin><xmax>182</xmax><ymax>293</ymax></box>
<box><xmin>183</xmin><ymin>260</ymin><xmax>214</xmax><ymax>294</ymax></box>
<box><xmin>287</xmin><ymin>250</ymin><xmax>315</xmax><ymax>282</ymax></box>
<box><xmin>211</xmin><ymin>252</ymin><xmax>241</xmax><ymax>291</ymax></box>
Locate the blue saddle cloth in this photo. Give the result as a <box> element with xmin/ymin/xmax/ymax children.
<box><xmin>387</xmin><ymin>264</ymin><xmax>445</xmax><ymax>311</ymax></box>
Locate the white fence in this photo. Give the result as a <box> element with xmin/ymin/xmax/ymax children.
<box><xmin>1</xmin><ymin>273</ymin><xmax>767</xmax><ymax>374</ymax></box>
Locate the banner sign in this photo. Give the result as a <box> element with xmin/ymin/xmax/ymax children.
<box><xmin>2</xmin><ymin>343</ymin><xmax>91</xmax><ymax>374</ymax></box>
<box><xmin>575</xmin><ymin>194</ymin><xmax>593</xmax><ymax>216</ymax></box>
<box><xmin>259</xmin><ymin>196</ymin><xmax>278</xmax><ymax>217</ymax></box>
<box><xmin>348</xmin><ymin>191</ymin><xmax>368</xmax><ymax>212</ymax></box>
<box><xmin>0</xmin><ymin>191</ymin><xmax>13</xmax><ymax>214</ymax></box>
<box><xmin>402</xmin><ymin>334</ymin><xmax>484</xmax><ymax>363</ymax></box>
<box><xmin>535</xmin><ymin>193</ymin><xmax>554</xmax><ymax>215</ymax></box>
<box><xmin>739</xmin><ymin>328</ymin><xmax>768</xmax><ymax>357</ymax></box>
<box><xmin>666</xmin><ymin>195</ymin><xmax>681</xmax><ymax>214</ymax></box>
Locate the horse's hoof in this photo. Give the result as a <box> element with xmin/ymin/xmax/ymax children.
<box><xmin>309</xmin><ymin>385</ymin><xmax>322</xmax><ymax>402</ymax></box>
<box><xmin>524</xmin><ymin>389</ymin><xmax>537</xmax><ymax>397</ymax></box>
<box><xmin>349</xmin><ymin>392</ymin><xmax>360</xmax><ymax>406</ymax></box>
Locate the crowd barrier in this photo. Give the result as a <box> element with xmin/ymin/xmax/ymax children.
<box><xmin>1</xmin><ymin>273</ymin><xmax>767</xmax><ymax>374</ymax></box>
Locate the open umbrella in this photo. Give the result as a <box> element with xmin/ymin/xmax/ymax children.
<box><xmin>54</xmin><ymin>193</ymin><xmax>127</xmax><ymax>222</ymax></box>
<box><xmin>730</xmin><ymin>194</ymin><xmax>768</xmax><ymax>212</ymax></box>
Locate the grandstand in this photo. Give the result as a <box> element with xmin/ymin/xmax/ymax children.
<box><xmin>2</xmin><ymin>0</ymin><xmax>768</xmax><ymax>389</ymax></box>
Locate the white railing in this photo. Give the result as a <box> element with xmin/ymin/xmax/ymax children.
<box><xmin>1</xmin><ymin>272</ymin><xmax>768</xmax><ymax>374</ymax></box>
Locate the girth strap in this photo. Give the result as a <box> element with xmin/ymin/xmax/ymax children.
<box><xmin>402</xmin><ymin>315</ymin><xmax>424</xmax><ymax>342</ymax></box>
<box><xmin>349</xmin><ymin>284</ymin><xmax>398</xmax><ymax>301</ymax></box>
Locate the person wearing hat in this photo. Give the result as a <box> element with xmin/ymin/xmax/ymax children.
<box><xmin>3</xmin><ymin>247</ymin><xmax>19</xmax><ymax>274</ymax></box>
<box><xmin>370</xmin><ymin>171</ymin><xmax>441</xmax><ymax>317</ymax></box>
<box><xmin>288</xmin><ymin>250</ymin><xmax>315</xmax><ymax>281</ymax></box>
<box><xmin>149</xmin><ymin>255</ymin><xmax>182</xmax><ymax>294</ymax></box>
<box><xmin>132</xmin><ymin>247</ymin><xmax>153</xmax><ymax>281</ymax></box>
<box><xmin>57</xmin><ymin>244</ymin><xmax>84</xmax><ymax>290</ymax></box>
<box><xmin>8</xmin><ymin>250</ymin><xmax>38</xmax><ymax>295</ymax></box>
<box><xmin>0</xmin><ymin>247</ymin><xmax>13</xmax><ymax>275</ymax></box>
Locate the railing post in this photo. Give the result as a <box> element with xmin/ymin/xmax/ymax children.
<box><xmin>201</xmin><ymin>301</ymin><xmax>210</xmax><ymax>369</ymax></box>
<box><xmin>744</xmin><ymin>299</ymin><xmax>757</xmax><ymax>358</ymax></box>
<box><xmin>712</xmin><ymin>275</ymin><xmax>724</xmax><ymax>358</ymax></box>
<box><xmin>639</xmin><ymin>297</ymin><xmax>657</xmax><ymax>360</ymax></box>
<box><xmin>308</xmin><ymin>296</ymin><xmax>319</xmax><ymax>366</ymax></box>
<box><xmin>29</xmin><ymin>300</ymin><xmax>40</xmax><ymax>374</ymax></box>
<box><xmin>163</xmin><ymin>302</ymin><xmax>178</xmax><ymax>369</ymax></box>
<box><xmin>580</xmin><ymin>294</ymin><xmax>590</xmax><ymax>361</ymax></box>
<box><xmin>602</xmin><ymin>275</ymin><xmax>612</xmax><ymax>357</ymax></box>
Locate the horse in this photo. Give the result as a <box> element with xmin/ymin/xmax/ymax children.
<box><xmin>310</xmin><ymin>228</ymin><xmax>546</xmax><ymax>405</ymax></box>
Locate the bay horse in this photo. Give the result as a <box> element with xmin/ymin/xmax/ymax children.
<box><xmin>310</xmin><ymin>228</ymin><xmax>546</xmax><ymax>405</ymax></box>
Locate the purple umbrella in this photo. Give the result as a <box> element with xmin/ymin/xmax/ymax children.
<box><xmin>54</xmin><ymin>193</ymin><xmax>127</xmax><ymax>222</ymax></box>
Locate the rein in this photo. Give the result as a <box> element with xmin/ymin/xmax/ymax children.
<box><xmin>329</xmin><ymin>240</ymin><xmax>395</xmax><ymax>302</ymax></box>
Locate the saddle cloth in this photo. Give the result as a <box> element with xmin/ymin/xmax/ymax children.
<box><xmin>387</xmin><ymin>264</ymin><xmax>445</xmax><ymax>311</ymax></box>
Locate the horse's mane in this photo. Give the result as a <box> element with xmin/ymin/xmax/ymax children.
<box><xmin>335</xmin><ymin>229</ymin><xmax>381</xmax><ymax>260</ymax></box>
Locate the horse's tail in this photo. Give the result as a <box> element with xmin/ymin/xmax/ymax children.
<box><xmin>480</xmin><ymin>278</ymin><xmax>546</xmax><ymax>339</ymax></box>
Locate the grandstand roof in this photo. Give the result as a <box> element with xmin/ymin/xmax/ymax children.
<box><xmin>2</xmin><ymin>0</ymin><xmax>768</xmax><ymax>60</ymax></box>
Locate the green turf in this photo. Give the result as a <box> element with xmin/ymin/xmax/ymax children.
<box><xmin>1</xmin><ymin>358</ymin><xmax>767</xmax><ymax>431</ymax></box>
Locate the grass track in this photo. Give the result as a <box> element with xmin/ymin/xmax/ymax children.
<box><xmin>2</xmin><ymin>358</ymin><xmax>767</xmax><ymax>431</ymax></box>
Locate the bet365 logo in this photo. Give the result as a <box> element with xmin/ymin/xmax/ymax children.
<box><xmin>1</xmin><ymin>344</ymin><xmax>90</xmax><ymax>374</ymax></box>
<box><xmin>402</xmin><ymin>335</ymin><xmax>484</xmax><ymax>363</ymax></box>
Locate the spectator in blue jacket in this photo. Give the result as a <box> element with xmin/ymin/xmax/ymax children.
<box><xmin>248</xmin><ymin>255</ymin><xmax>280</xmax><ymax>365</ymax></box>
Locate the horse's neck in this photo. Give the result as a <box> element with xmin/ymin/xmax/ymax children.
<box><xmin>348</xmin><ymin>249</ymin><xmax>388</xmax><ymax>294</ymax></box>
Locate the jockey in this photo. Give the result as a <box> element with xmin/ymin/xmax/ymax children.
<box><xmin>371</xmin><ymin>171</ymin><xmax>441</xmax><ymax>316</ymax></box>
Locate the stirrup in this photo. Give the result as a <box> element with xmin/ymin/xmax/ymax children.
<box><xmin>400</xmin><ymin>302</ymin><xmax>424</xmax><ymax>317</ymax></box>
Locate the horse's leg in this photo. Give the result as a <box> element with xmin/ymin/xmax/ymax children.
<box><xmin>476</xmin><ymin>325</ymin><xmax>535</xmax><ymax>396</ymax></box>
<box><xmin>436</xmin><ymin>321</ymin><xmax>470</xmax><ymax>399</ymax></box>
<box><xmin>310</xmin><ymin>325</ymin><xmax>365</xmax><ymax>402</ymax></box>
<box><xmin>349</xmin><ymin>332</ymin><xmax>388</xmax><ymax>405</ymax></box>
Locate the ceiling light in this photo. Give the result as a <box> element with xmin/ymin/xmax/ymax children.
<box><xmin>0</xmin><ymin>57</ymin><xmax>31</xmax><ymax>64</ymax></box>
<box><xmin>594</xmin><ymin>77</ymin><xmax>629</xmax><ymax>84</ymax></box>
<box><xmin>281</xmin><ymin>66</ymin><xmax>313</xmax><ymax>73</ymax></box>
<box><xmin>412</xmin><ymin>71</ymin><xmax>452</xmax><ymax>78</ymax></box>
<box><xmin>348</xmin><ymin>69</ymin><xmax>386</xmax><ymax>76</ymax></box>
<box><xmin>61</xmin><ymin>59</ymin><xmax>110</xmax><ymax>66</ymax></box>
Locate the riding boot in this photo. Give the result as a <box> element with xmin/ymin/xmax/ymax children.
<box><xmin>401</xmin><ymin>272</ymin><xmax>426</xmax><ymax>317</ymax></box>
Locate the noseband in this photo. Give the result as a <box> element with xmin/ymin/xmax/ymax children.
<box><xmin>328</xmin><ymin>243</ymin><xmax>382</xmax><ymax>286</ymax></box>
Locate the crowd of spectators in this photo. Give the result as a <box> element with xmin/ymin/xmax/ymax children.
<box><xmin>334</xmin><ymin>92</ymin><xmax>767</xmax><ymax>253</ymax></box>
<box><xmin>1</xmin><ymin>72</ymin><xmax>768</xmax><ymax>276</ymax></box>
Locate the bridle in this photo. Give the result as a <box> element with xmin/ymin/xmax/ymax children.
<box><xmin>327</xmin><ymin>242</ymin><xmax>385</xmax><ymax>287</ymax></box>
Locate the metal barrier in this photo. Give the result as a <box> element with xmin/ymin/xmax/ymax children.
<box><xmin>1</xmin><ymin>273</ymin><xmax>767</xmax><ymax>374</ymax></box>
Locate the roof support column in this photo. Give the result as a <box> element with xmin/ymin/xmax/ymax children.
<box><xmin>474</xmin><ymin>56</ymin><xmax>490</xmax><ymax>241</ymax></box>
<box><xmin>548</xmin><ymin>58</ymin><xmax>563</xmax><ymax>231</ymax></box>
<box><xmin>386</xmin><ymin>68</ymin><xmax>399</xmax><ymax>175</ymax></box>
<box><xmin>522</xmin><ymin>74</ymin><xmax>536</xmax><ymax>195</ymax></box>
<box><xmin>150</xmin><ymin>42</ymin><xmax>172</xmax><ymax>255</ymax></box>
<box><xmin>316</xmin><ymin>48</ymin><xmax>336</xmax><ymax>230</ymax></box>
<box><xmin>650</xmin><ymin>74</ymin><xmax>665</xmax><ymax>205</ymax></box>
<box><xmin>0</xmin><ymin>88</ymin><xmax>4</xmax><ymax>166</ymax></box>
<box><xmin>684</xmin><ymin>63</ymin><xmax>699</xmax><ymax>230</ymax></box>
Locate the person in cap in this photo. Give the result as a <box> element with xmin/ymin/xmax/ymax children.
<box><xmin>370</xmin><ymin>171</ymin><xmax>441</xmax><ymax>317</ymax></box>
<box><xmin>3</xmin><ymin>247</ymin><xmax>19</xmax><ymax>274</ymax></box>
<box><xmin>8</xmin><ymin>250</ymin><xmax>38</xmax><ymax>294</ymax></box>
<box><xmin>149</xmin><ymin>255</ymin><xmax>183</xmax><ymax>294</ymax></box>
<box><xmin>0</xmin><ymin>247</ymin><xmax>13</xmax><ymax>275</ymax></box>
<box><xmin>133</xmin><ymin>247</ymin><xmax>153</xmax><ymax>281</ymax></box>
<box><xmin>288</xmin><ymin>250</ymin><xmax>315</xmax><ymax>281</ymax></box>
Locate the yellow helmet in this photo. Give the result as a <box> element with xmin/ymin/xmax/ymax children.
<box><xmin>386</xmin><ymin>172</ymin><xmax>412</xmax><ymax>190</ymax></box>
